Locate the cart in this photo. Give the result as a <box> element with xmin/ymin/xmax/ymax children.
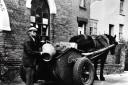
<box><xmin>20</xmin><ymin>42</ymin><xmax>115</xmax><ymax>85</ymax></box>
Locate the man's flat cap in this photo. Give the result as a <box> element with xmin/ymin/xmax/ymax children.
<box><xmin>28</xmin><ymin>27</ymin><xmax>37</xmax><ymax>32</ymax></box>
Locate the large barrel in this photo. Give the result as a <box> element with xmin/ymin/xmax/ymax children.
<box><xmin>54</xmin><ymin>48</ymin><xmax>82</xmax><ymax>85</ymax></box>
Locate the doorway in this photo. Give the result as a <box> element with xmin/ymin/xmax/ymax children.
<box><xmin>109</xmin><ymin>24</ymin><xmax>114</xmax><ymax>36</ymax></box>
<box><xmin>30</xmin><ymin>0</ymin><xmax>50</xmax><ymax>40</ymax></box>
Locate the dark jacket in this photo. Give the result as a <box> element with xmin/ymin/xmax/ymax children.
<box><xmin>22</xmin><ymin>37</ymin><xmax>41</xmax><ymax>67</ymax></box>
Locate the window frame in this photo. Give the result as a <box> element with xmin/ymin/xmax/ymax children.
<box><xmin>119</xmin><ymin>24</ymin><xmax>124</xmax><ymax>41</ymax></box>
<box><xmin>120</xmin><ymin>0</ymin><xmax>125</xmax><ymax>15</ymax></box>
<box><xmin>109</xmin><ymin>24</ymin><xmax>114</xmax><ymax>36</ymax></box>
<box><xmin>78</xmin><ymin>22</ymin><xmax>86</xmax><ymax>35</ymax></box>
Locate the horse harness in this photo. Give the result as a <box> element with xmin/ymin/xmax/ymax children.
<box><xmin>91</xmin><ymin>35</ymin><xmax>110</xmax><ymax>49</ymax></box>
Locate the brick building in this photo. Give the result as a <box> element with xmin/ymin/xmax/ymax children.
<box><xmin>0</xmin><ymin>0</ymin><xmax>125</xmax><ymax>81</ymax></box>
<box><xmin>28</xmin><ymin>0</ymin><xmax>91</xmax><ymax>43</ymax></box>
<box><xmin>0</xmin><ymin>0</ymin><xmax>90</xmax><ymax>80</ymax></box>
<box><xmin>0</xmin><ymin>0</ymin><xmax>90</xmax><ymax>59</ymax></box>
<box><xmin>52</xmin><ymin>0</ymin><xmax>90</xmax><ymax>43</ymax></box>
<box><xmin>0</xmin><ymin>0</ymin><xmax>29</xmax><ymax>59</ymax></box>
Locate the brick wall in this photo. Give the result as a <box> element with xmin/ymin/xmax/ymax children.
<box><xmin>1</xmin><ymin>0</ymin><xmax>91</xmax><ymax>56</ymax></box>
<box><xmin>0</xmin><ymin>0</ymin><xmax>30</xmax><ymax>81</ymax></box>
<box><xmin>0</xmin><ymin>0</ymin><xmax>30</xmax><ymax>59</ymax></box>
<box><xmin>50</xmin><ymin>0</ymin><xmax>90</xmax><ymax>43</ymax></box>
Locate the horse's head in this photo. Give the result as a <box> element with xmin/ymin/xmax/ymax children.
<box><xmin>105</xmin><ymin>34</ymin><xmax>118</xmax><ymax>55</ymax></box>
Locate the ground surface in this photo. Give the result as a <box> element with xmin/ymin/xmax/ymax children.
<box><xmin>1</xmin><ymin>71</ymin><xmax>128</xmax><ymax>85</ymax></box>
<box><xmin>94</xmin><ymin>71</ymin><xmax>128</xmax><ymax>85</ymax></box>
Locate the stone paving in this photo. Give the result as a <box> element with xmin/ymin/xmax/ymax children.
<box><xmin>1</xmin><ymin>71</ymin><xmax>128</xmax><ymax>85</ymax></box>
<box><xmin>94</xmin><ymin>71</ymin><xmax>128</xmax><ymax>85</ymax></box>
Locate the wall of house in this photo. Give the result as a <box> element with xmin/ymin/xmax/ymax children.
<box><xmin>123</xmin><ymin>0</ymin><xmax>128</xmax><ymax>41</ymax></box>
<box><xmin>51</xmin><ymin>0</ymin><xmax>90</xmax><ymax>43</ymax></box>
<box><xmin>0</xmin><ymin>0</ymin><xmax>90</xmax><ymax>80</ymax></box>
<box><xmin>103</xmin><ymin>0</ymin><xmax>125</xmax><ymax>42</ymax></box>
<box><xmin>0</xmin><ymin>0</ymin><xmax>30</xmax><ymax>59</ymax></box>
<box><xmin>90</xmin><ymin>0</ymin><xmax>127</xmax><ymax>72</ymax></box>
<box><xmin>0</xmin><ymin>0</ymin><xmax>30</xmax><ymax>81</ymax></box>
<box><xmin>78</xmin><ymin>0</ymin><xmax>90</xmax><ymax>35</ymax></box>
<box><xmin>90</xmin><ymin>0</ymin><xmax>126</xmax><ymax>42</ymax></box>
<box><xmin>0</xmin><ymin>0</ymin><xmax>90</xmax><ymax>61</ymax></box>
<box><xmin>0</xmin><ymin>0</ymin><xmax>91</xmax><ymax>64</ymax></box>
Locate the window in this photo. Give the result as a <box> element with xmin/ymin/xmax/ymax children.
<box><xmin>89</xmin><ymin>19</ymin><xmax>98</xmax><ymax>35</ymax></box>
<box><xmin>109</xmin><ymin>24</ymin><xmax>114</xmax><ymax>36</ymax></box>
<box><xmin>119</xmin><ymin>24</ymin><xmax>124</xmax><ymax>41</ymax></box>
<box><xmin>77</xmin><ymin>17</ymin><xmax>88</xmax><ymax>35</ymax></box>
<box><xmin>80</xmin><ymin>0</ymin><xmax>86</xmax><ymax>9</ymax></box>
<box><xmin>78</xmin><ymin>22</ymin><xmax>86</xmax><ymax>35</ymax></box>
<box><xmin>93</xmin><ymin>27</ymin><xmax>97</xmax><ymax>35</ymax></box>
<box><xmin>89</xmin><ymin>27</ymin><xmax>97</xmax><ymax>35</ymax></box>
<box><xmin>120</xmin><ymin>0</ymin><xmax>124</xmax><ymax>15</ymax></box>
<box><xmin>89</xmin><ymin>27</ymin><xmax>93</xmax><ymax>35</ymax></box>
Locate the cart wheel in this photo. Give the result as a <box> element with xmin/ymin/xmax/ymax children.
<box><xmin>73</xmin><ymin>57</ymin><xmax>94</xmax><ymax>85</ymax></box>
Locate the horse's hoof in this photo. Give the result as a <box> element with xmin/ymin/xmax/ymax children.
<box><xmin>94</xmin><ymin>76</ymin><xmax>99</xmax><ymax>80</ymax></box>
<box><xmin>100</xmin><ymin>77</ymin><xmax>105</xmax><ymax>81</ymax></box>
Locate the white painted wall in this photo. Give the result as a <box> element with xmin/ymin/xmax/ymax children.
<box><xmin>90</xmin><ymin>0</ymin><xmax>127</xmax><ymax>42</ymax></box>
<box><xmin>123</xmin><ymin>0</ymin><xmax>128</xmax><ymax>41</ymax></box>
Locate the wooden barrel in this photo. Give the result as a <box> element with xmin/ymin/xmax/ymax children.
<box><xmin>54</xmin><ymin>48</ymin><xmax>82</xmax><ymax>85</ymax></box>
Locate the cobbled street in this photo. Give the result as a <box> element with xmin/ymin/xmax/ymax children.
<box><xmin>94</xmin><ymin>71</ymin><xmax>128</xmax><ymax>85</ymax></box>
<box><xmin>1</xmin><ymin>71</ymin><xmax>128</xmax><ymax>85</ymax></box>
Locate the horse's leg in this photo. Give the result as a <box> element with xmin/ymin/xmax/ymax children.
<box><xmin>100</xmin><ymin>52</ymin><xmax>108</xmax><ymax>81</ymax></box>
<box><xmin>100</xmin><ymin>59</ymin><xmax>105</xmax><ymax>81</ymax></box>
<box><xmin>94</xmin><ymin>60</ymin><xmax>99</xmax><ymax>80</ymax></box>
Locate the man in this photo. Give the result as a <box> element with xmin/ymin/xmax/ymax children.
<box><xmin>22</xmin><ymin>27</ymin><xmax>42</xmax><ymax>85</ymax></box>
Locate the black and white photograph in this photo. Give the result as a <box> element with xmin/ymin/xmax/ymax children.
<box><xmin>0</xmin><ymin>0</ymin><xmax>128</xmax><ymax>85</ymax></box>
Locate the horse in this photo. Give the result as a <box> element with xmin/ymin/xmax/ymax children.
<box><xmin>69</xmin><ymin>34</ymin><xmax>118</xmax><ymax>81</ymax></box>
